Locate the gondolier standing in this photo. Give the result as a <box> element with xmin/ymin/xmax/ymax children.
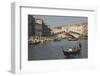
<box><xmin>78</xmin><ymin>39</ymin><xmax>81</xmax><ymax>49</ymax></box>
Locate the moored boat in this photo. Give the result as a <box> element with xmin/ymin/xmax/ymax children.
<box><xmin>53</xmin><ymin>38</ymin><xmax>61</xmax><ymax>41</ymax></box>
<box><xmin>67</xmin><ymin>37</ymin><xmax>77</xmax><ymax>41</ymax></box>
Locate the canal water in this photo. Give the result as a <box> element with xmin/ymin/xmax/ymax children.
<box><xmin>28</xmin><ymin>39</ymin><xmax>88</xmax><ymax>60</ymax></box>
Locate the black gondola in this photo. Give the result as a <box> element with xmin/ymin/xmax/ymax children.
<box><xmin>61</xmin><ymin>43</ymin><xmax>81</xmax><ymax>56</ymax></box>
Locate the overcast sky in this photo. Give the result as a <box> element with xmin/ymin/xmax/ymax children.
<box><xmin>32</xmin><ymin>15</ymin><xmax>87</xmax><ymax>27</ymax></box>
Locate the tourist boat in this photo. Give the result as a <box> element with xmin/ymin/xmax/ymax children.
<box><xmin>67</xmin><ymin>37</ymin><xmax>77</xmax><ymax>41</ymax></box>
<box><xmin>28</xmin><ymin>39</ymin><xmax>40</xmax><ymax>45</ymax></box>
<box><xmin>34</xmin><ymin>41</ymin><xmax>40</xmax><ymax>45</ymax></box>
<box><xmin>54</xmin><ymin>38</ymin><xmax>61</xmax><ymax>41</ymax></box>
<box><xmin>29</xmin><ymin>41</ymin><xmax>40</xmax><ymax>45</ymax></box>
<box><xmin>62</xmin><ymin>44</ymin><xmax>81</xmax><ymax>56</ymax></box>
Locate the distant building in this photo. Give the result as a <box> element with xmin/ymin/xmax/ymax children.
<box><xmin>28</xmin><ymin>15</ymin><xmax>35</xmax><ymax>36</ymax></box>
<box><xmin>42</xmin><ymin>24</ymin><xmax>51</xmax><ymax>36</ymax></box>
<box><xmin>35</xmin><ymin>19</ymin><xmax>51</xmax><ymax>36</ymax></box>
<box><xmin>28</xmin><ymin>16</ymin><xmax>51</xmax><ymax>37</ymax></box>
<box><xmin>82</xmin><ymin>23</ymin><xmax>88</xmax><ymax>35</ymax></box>
<box><xmin>34</xmin><ymin>19</ymin><xmax>43</xmax><ymax>36</ymax></box>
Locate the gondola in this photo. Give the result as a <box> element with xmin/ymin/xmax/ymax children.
<box><xmin>61</xmin><ymin>43</ymin><xmax>81</xmax><ymax>56</ymax></box>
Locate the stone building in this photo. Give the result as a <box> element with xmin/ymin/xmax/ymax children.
<box><xmin>28</xmin><ymin>15</ymin><xmax>35</xmax><ymax>36</ymax></box>
<box><xmin>28</xmin><ymin>15</ymin><xmax>51</xmax><ymax>37</ymax></box>
<box><xmin>34</xmin><ymin>19</ymin><xmax>43</xmax><ymax>36</ymax></box>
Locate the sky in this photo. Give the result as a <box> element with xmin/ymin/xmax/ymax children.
<box><xmin>32</xmin><ymin>15</ymin><xmax>88</xmax><ymax>27</ymax></box>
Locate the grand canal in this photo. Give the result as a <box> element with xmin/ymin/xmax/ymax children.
<box><xmin>28</xmin><ymin>39</ymin><xmax>88</xmax><ymax>60</ymax></box>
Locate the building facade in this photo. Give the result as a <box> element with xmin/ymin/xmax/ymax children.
<box><xmin>28</xmin><ymin>15</ymin><xmax>35</xmax><ymax>36</ymax></box>
<box><xmin>28</xmin><ymin>16</ymin><xmax>51</xmax><ymax>37</ymax></box>
<box><xmin>34</xmin><ymin>19</ymin><xmax>43</xmax><ymax>36</ymax></box>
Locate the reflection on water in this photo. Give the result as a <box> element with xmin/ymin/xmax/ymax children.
<box><xmin>28</xmin><ymin>39</ymin><xmax>88</xmax><ymax>60</ymax></box>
